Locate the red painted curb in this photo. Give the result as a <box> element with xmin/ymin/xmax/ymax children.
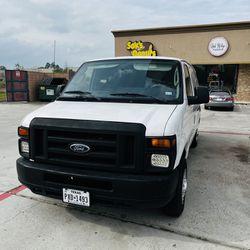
<box><xmin>0</xmin><ymin>185</ymin><xmax>27</xmax><ymax>202</ymax></box>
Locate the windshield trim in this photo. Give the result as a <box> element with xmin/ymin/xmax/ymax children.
<box><xmin>57</xmin><ymin>96</ymin><xmax>179</xmax><ymax>104</ymax></box>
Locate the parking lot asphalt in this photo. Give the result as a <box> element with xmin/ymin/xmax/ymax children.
<box><xmin>0</xmin><ymin>103</ymin><xmax>250</xmax><ymax>250</ymax></box>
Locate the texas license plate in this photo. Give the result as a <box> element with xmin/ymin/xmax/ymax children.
<box><xmin>63</xmin><ymin>188</ymin><xmax>90</xmax><ymax>207</ymax></box>
<box><xmin>215</xmin><ymin>98</ymin><xmax>223</xmax><ymax>101</ymax></box>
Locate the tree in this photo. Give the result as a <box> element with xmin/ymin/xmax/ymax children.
<box><xmin>15</xmin><ymin>63</ymin><xmax>24</xmax><ymax>70</ymax></box>
<box><xmin>53</xmin><ymin>64</ymin><xmax>63</xmax><ymax>73</ymax></box>
<box><xmin>50</xmin><ymin>62</ymin><xmax>55</xmax><ymax>69</ymax></box>
<box><xmin>0</xmin><ymin>66</ymin><xmax>6</xmax><ymax>70</ymax></box>
<box><xmin>43</xmin><ymin>62</ymin><xmax>63</xmax><ymax>72</ymax></box>
<box><xmin>45</xmin><ymin>62</ymin><xmax>50</xmax><ymax>69</ymax></box>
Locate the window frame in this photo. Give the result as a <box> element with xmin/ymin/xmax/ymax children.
<box><xmin>183</xmin><ymin>63</ymin><xmax>194</xmax><ymax>97</ymax></box>
<box><xmin>60</xmin><ymin>59</ymin><xmax>185</xmax><ymax>105</ymax></box>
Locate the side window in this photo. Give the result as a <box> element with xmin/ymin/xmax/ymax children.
<box><xmin>189</xmin><ymin>66</ymin><xmax>199</xmax><ymax>89</ymax></box>
<box><xmin>184</xmin><ymin>65</ymin><xmax>194</xmax><ymax>97</ymax></box>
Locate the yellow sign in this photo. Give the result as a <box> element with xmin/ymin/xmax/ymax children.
<box><xmin>127</xmin><ymin>41</ymin><xmax>157</xmax><ymax>56</ymax></box>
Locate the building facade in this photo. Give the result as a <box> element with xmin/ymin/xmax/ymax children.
<box><xmin>112</xmin><ymin>21</ymin><xmax>250</xmax><ymax>102</ymax></box>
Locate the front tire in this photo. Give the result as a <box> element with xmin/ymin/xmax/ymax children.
<box><xmin>190</xmin><ymin>131</ymin><xmax>198</xmax><ymax>148</ymax></box>
<box><xmin>162</xmin><ymin>158</ymin><xmax>187</xmax><ymax>217</ymax></box>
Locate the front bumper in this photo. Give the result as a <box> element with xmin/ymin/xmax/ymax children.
<box><xmin>17</xmin><ymin>157</ymin><xmax>179</xmax><ymax>208</ymax></box>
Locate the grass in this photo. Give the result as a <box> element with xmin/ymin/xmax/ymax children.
<box><xmin>0</xmin><ymin>80</ymin><xmax>6</xmax><ymax>101</ymax></box>
<box><xmin>0</xmin><ymin>91</ymin><xmax>6</xmax><ymax>101</ymax></box>
<box><xmin>0</xmin><ymin>80</ymin><xmax>5</xmax><ymax>88</ymax></box>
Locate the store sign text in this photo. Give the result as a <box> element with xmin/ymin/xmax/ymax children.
<box><xmin>127</xmin><ymin>41</ymin><xmax>157</xmax><ymax>56</ymax></box>
<box><xmin>208</xmin><ymin>37</ymin><xmax>229</xmax><ymax>57</ymax></box>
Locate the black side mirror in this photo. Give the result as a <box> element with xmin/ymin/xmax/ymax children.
<box><xmin>188</xmin><ymin>86</ymin><xmax>209</xmax><ymax>105</ymax></box>
<box><xmin>56</xmin><ymin>84</ymin><xmax>66</xmax><ymax>97</ymax></box>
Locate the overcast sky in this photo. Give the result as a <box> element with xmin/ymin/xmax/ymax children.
<box><xmin>0</xmin><ymin>0</ymin><xmax>249</xmax><ymax>69</ymax></box>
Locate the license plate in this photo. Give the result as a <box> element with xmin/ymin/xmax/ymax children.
<box><xmin>215</xmin><ymin>98</ymin><xmax>223</xmax><ymax>101</ymax></box>
<box><xmin>63</xmin><ymin>188</ymin><xmax>90</xmax><ymax>207</ymax></box>
<box><xmin>46</xmin><ymin>89</ymin><xmax>55</xmax><ymax>96</ymax></box>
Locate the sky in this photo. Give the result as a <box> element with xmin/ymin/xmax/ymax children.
<box><xmin>0</xmin><ymin>0</ymin><xmax>249</xmax><ymax>69</ymax></box>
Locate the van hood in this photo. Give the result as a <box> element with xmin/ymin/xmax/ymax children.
<box><xmin>21</xmin><ymin>101</ymin><xmax>177</xmax><ymax>136</ymax></box>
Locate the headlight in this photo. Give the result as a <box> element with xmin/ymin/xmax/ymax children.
<box><xmin>20</xmin><ymin>140</ymin><xmax>29</xmax><ymax>153</ymax></box>
<box><xmin>18</xmin><ymin>126</ymin><xmax>30</xmax><ymax>158</ymax></box>
<box><xmin>146</xmin><ymin>135</ymin><xmax>176</xmax><ymax>172</ymax></box>
<box><xmin>151</xmin><ymin>154</ymin><xmax>169</xmax><ymax>168</ymax></box>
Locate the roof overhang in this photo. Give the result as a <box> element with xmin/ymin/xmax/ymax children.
<box><xmin>112</xmin><ymin>21</ymin><xmax>250</xmax><ymax>37</ymax></box>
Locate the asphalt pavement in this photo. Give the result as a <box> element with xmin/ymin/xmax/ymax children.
<box><xmin>0</xmin><ymin>103</ymin><xmax>250</xmax><ymax>250</ymax></box>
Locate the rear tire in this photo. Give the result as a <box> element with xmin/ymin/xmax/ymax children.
<box><xmin>204</xmin><ymin>105</ymin><xmax>208</xmax><ymax>110</ymax></box>
<box><xmin>162</xmin><ymin>158</ymin><xmax>187</xmax><ymax>217</ymax></box>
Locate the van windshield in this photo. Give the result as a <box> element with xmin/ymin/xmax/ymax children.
<box><xmin>60</xmin><ymin>59</ymin><xmax>183</xmax><ymax>104</ymax></box>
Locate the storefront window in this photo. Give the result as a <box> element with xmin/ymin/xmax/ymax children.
<box><xmin>193</xmin><ymin>64</ymin><xmax>239</xmax><ymax>94</ymax></box>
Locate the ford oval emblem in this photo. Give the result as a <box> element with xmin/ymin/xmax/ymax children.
<box><xmin>69</xmin><ymin>143</ymin><xmax>90</xmax><ymax>153</ymax></box>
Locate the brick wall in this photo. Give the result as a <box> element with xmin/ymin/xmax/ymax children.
<box><xmin>46</xmin><ymin>72</ymin><xmax>69</xmax><ymax>80</ymax></box>
<box><xmin>28</xmin><ymin>72</ymin><xmax>45</xmax><ymax>102</ymax></box>
<box><xmin>235</xmin><ymin>64</ymin><xmax>250</xmax><ymax>102</ymax></box>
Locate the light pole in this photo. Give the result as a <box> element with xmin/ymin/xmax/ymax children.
<box><xmin>53</xmin><ymin>40</ymin><xmax>56</xmax><ymax>69</ymax></box>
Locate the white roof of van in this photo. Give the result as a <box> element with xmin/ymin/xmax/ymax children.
<box><xmin>85</xmin><ymin>56</ymin><xmax>184</xmax><ymax>63</ymax></box>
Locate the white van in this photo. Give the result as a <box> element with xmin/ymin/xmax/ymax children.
<box><xmin>17</xmin><ymin>57</ymin><xmax>208</xmax><ymax>217</ymax></box>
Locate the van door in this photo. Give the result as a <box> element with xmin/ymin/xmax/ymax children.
<box><xmin>188</xmin><ymin>65</ymin><xmax>201</xmax><ymax>131</ymax></box>
<box><xmin>183</xmin><ymin>64</ymin><xmax>195</xmax><ymax>146</ymax></box>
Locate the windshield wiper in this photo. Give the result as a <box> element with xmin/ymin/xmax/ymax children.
<box><xmin>110</xmin><ymin>92</ymin><xmax>146</xmax><ymax>97</ymax></box>
<box><xmin>110</xmin><ymin>92</ymin><xmax>167</xmax><ymax>103</ymax></box>
<box><xmin>62</xmin><ymin>90</ymin><xmax>101</xmax><ymax>101</ymax></box>
<box><xmin>64</xmin><ymin>90</ymin><xmax>92</xmax><ymax>95</ymax></box>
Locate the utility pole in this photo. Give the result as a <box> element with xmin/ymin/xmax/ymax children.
<box><xmin>53</xmin><ymin>40</ymin><xmax>56</xmax><ymax>69</ymax></box>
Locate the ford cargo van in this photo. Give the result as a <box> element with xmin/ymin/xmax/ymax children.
<box><xmin>17</xmin><ymin>57</ymin><xmax>208</xmax><ymax>217</ymax></box>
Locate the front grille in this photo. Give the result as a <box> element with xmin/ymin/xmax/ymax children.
<box><xmin>30</xmin><ymin>118</ymin><xmax>146</xmax><ymax>173</ymax></box>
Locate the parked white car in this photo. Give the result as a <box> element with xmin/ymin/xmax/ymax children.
<box><xmin>17</xmin><ymin>57</ymin><xmax>208</xmax><ymax>217</ymax></box>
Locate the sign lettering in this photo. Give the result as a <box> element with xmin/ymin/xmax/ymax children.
<box><xmin>208</xmin><ymin>37</ymin><xmax>229</xmax><ymax>57</ymax></box>
<box><xmin>127</xmin><ymin>41</ymin><xmax>157</xmax><ymax>56</ymax></box>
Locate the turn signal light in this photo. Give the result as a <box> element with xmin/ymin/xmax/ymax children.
<box><xmin>18</xmin><ymin>127</ymin><xmax>29</xmax><ymax>137</ymax></box>
<box><xmin>151</xmin><ymin>138</ymin><xmax>176</xmax><ymax>148</ymax></box>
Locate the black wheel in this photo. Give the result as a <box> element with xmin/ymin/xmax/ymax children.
<box><xmin>204</xmin><ymin>105</ymin><xmax>208</xmax><ymax>110</ymax></box>
<box><xmin>162</xmin><ymin>158</ymin><xmax>187</xmax><ymax>217</ymax></box>
<box><xmin>190</xmin><ymin>132</ymin><xmax>198</xmax><ymax>148</ymax></box>
<box><xmin>229</xmin><ymin>106</ymin><xmax>234</xmax><ymax>111</ymax></box>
